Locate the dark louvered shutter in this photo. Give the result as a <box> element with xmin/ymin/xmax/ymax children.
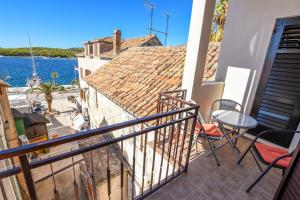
<box><xmin>250</xmin><ymin>16</ymin><xmax>300</xmax><ymax>147</ymax></box>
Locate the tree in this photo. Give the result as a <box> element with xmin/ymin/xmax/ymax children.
<box><xmin>210</xmin><ymin>0</ymin><xmax>228</xmax><ymax>42</ymax></box>
<box><xmin>51</xmin><ymin>72</ymin><xmax>58</xmax><ymax>85</ymax></box>
<box><xmin>35</xmin><ymin>83</ymin><xmax>58</xmax><ymax>112</ymax></box>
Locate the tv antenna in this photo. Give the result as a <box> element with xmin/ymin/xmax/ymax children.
<box><xmin>144</xmin><ymin>1</ymin><xmax>170</xmax><ymax>45</ymax></box>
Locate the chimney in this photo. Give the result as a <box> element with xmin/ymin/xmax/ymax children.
<box><xmin>113</xmin><ymin>29</ymin><xmax>121</xmax><ymax>56</ymax></box>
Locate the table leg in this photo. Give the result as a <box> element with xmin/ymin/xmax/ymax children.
<box><xmin>207</xmin><ymin>131</ymin><xmax>247</xmax><ymax>158</ymax></box>
<box><xmin>219</xmin><ymin>124</ymin><xmax>240</xmax><ymax>153</ymax></box>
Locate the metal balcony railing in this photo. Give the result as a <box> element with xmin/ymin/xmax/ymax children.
<box><xmin>0</xmin><ymin>90</ymin><xmax>199</xmax><ymax>200</ymax></box>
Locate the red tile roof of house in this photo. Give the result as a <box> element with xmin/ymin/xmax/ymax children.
<box><xmin>79</xmin><ymin>35</ymin><xmax>162</xmax><ymax>58</ymax></box>
<box><xmin>85</xmin><ymin>43</ymin><xmax>220</xmax><ymax>117</ymax></box>
<box><xmin>0</xmin><ymin>80</ymin><xmax>10</xmax><ymax>87</ymax></box>
<box><xmin>100</xmin><ymin>35</ymin><xmax>162</xmax><ymax>58</ymax></box>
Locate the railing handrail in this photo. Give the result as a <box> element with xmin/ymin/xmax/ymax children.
<box><xmin>0</xmin><ymin>105</ymin><xmax>197</xmax><ymax>160</ymax></box>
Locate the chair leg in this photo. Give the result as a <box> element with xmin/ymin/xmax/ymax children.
<box><xmin>250</xmin><ymin>149</ymin><xmax>263</xmax><ymax>172</ymax></box>
<box><xmin>282</xmin><ymin>169</ymin><xmax>285</xmax><ymax>176</ymax></box>
<box><xmin>246</xmin><ymin>163</ymin><xmax>274</xmax><ymax>193</ymax></box>
<box><xmin>237</xmin><ymin>143</ymin><xmax>253</xmax><ymax>165</ymax></box>
<box><xmin>192</xmin><ymin>136</ymin><xmax>198</xmax><ymax>152</ymax></box>
<box><xmin>207</xmin><ymin>140</ymin><xmax>220</xmax><ymax>166</ymax></box>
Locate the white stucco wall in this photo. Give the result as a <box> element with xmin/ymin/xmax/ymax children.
<box><xmin>78</xmin><ymin>57</ymin><xmax>110</xmax><ymax>88</ymax></box>
<box><xmin>87</xmin><ymin>88</ymin><xmax>174</xmax><ymax>196</ymax></box>
<box><xmin>216</xmin><ymin>0</ymin><xmax>300</xmax><ymax>114</ymax></box>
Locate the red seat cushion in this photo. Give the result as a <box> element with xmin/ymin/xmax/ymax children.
<box><xmin>254</xmin><ymin>143</ymin><xmax>291</xmax><ymax>168</ymax></box>
<box><xmin>195</xmin><ymin>123</ymin><xmax>223</xmax><ymax>137</ymax></box>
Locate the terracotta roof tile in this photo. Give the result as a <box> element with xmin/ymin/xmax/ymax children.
<box><xmin>203</xmin><ymin>42</ymin><xmax>221</xmax><ymax>81</ymax></box>
<box><xmin>85</xmin><ymin>43</ymin><xmax>220</xmax><ymax>118</ymax></box>
<box><xmin>100</xmin><ymin>35</ymin><xmax>161</xmax><ymax>58</ymax></box>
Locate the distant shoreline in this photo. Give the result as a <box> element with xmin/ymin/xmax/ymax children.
<box><xmin>0</xmin><ymin>55</ymin><xmax>77</xmax><ymax>59</ymax></box>
<box><xmin>0</xmin><ymin>47</ymin><xmax>83</xmax><ymax>58</ymax></box>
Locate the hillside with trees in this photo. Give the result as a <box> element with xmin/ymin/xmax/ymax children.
<box><xmin>0</xmin><ymin>47</ymin><xmax>83</xmax><ymax>58</ymax></box>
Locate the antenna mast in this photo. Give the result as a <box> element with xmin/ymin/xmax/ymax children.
<box><xmin>144</xmin><ymin>1</ymin><xmax>170</xmax><ymax>45</ymax></box>
<box><xmin>144</xmin><ymin>0</ymin><xmax>155</xmax><ymax>36</ymax></box>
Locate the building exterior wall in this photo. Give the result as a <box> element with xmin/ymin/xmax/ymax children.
<box><xmin>216</xmin><ymin>0</ymin><xmax>300</xmax><ymax>114</ymax></box>
<box><xmin>87</xmin><ymin>88</ymin><xmax>174</xmax><ymax>196</ymax></box>
<box><xmin>78</xmin><ymin>57</ymin><xmax>110</xmax><ymax>89</ymax></box>
<box><xmin>98</xmin><ymin>173</ymin><xmax>129</xmax><ymax>200</ymax></box>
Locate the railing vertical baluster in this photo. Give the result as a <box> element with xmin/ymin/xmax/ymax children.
<box><xmin>184</xmin><ymin>107</ymin><xmax>199</xmax><ymax>172</ymax></box>
<box><xmin>131</xmin><ymin>136</ymin><xmax>136</xmax><ymax>200</ymax></box>
<box><xmin>0</xmin><ymin>179</ymin><xmax>8</xmax><ymax>200</ymax></box>
<box><xmin>120</xmin><ymin>140</ymin><xmax>124</xmax><ymax>200</ymax></box>
<box><xmin>157</xmin><ymin>97</ymin><xmax>162</xmax><ymax>145</ymax></box>
<box><xmin>90</xmin><ymin>149</ymin><xmax>97</xmax><ymax>200</ymax></box>
<box><xmin>71</xmin><ymin>149</ymin><xmax>80</xmax><ymax>200</ymax></box>
<box><xmin>19</xmin><ymin>154</ymin><xmax>37</xmax><ymax>200</ymax></box>
<box><xmin>172</xmin><ymin>112</ymin><xmax>182</xmax><ymax>177</ymax></box>
<box><xmin>149</xmin><ymin>109</ymin><xmax>160</xmax><ymax>191</ymax></box>
<box><xmin>165</xmin><ymin>113</ymin><xmax>175</xmax><ymax>181</ymax></box>
<box><xmin>141</xmin><ymin>131</ymin><xmax>148</xmax><ymax>197</ymax></box>
<box><xmin>49</xmin><ymin>157</ymin><xmax>60</xmax><ymax>200</ymax></box>
<box><xmin>107</xmin><ymin>145</ymin><xmax>111</xmax><ymax>200</ymax></box>
<box><xmin>157</xmin><ymin>107</ymin><xmax>168</xmax><ymax>186</ymax></box>
<box><xmin>177</xmin><ymin>119</ymin><xmax>189</xmax><ymax>175</ymax></box>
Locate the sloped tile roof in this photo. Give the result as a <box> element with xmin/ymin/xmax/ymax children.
<box><xmin>100</xmin><ymin>35</ymin><xmax>161</xmax><ymax>58</ymax></box>
<box><xmin>85</xmin><ymin>46</ymin><xmax>185</xmax><ymax>117</ymax></box>
<box><xmin>203</xmin><ymin>42</ymin><xmax>220</xmax><ymax>81</ymax></box>
<box><xmin>0</xmin><ymin>80</ymin><xmax>10</xmax><ymax>87</ymax></box>
<box><xmin>85</xmin><ymin>43</ymin><xmax>220</xmax><ymax>117</ymax></box>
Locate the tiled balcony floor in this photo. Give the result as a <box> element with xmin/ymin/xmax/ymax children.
<box><xmin>147</xmin><ymin>137</ymin><xmax>282</xmax><ymax>200</ymax></box>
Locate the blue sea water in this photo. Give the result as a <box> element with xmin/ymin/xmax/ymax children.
<box><xmin>0</xmin><ymin>56</ymin><xmax>78</xmax><ymax>87</ymax></box>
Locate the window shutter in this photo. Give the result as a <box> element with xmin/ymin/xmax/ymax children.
<box><xmin>251</xmin><ymin>17</ymin><xmax>300</xmax><ymax>147</ymax></box>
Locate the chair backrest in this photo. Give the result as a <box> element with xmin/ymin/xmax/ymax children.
<box><xmin>209</xmin><ymin>99</ymin><xmax>244</xmax><ymax>122</ymax></box>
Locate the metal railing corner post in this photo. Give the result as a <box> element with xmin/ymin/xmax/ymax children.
<box><xmin>19</xmin><ymin>154</ymin><xmax>37</xmax><ymax>200</ymax></box>
<box><xmin>184</xmin><ymin>106</ymin><xmax>199</xmax><ymax>173</ymax></box>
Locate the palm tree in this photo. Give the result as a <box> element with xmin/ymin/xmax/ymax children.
<box><xmin>35</xmin><ymin>83</ymin><xmax>57</xmax><ymax>112</ymax></box>
<box><xmin>51</xmin><ymin>72</ymin><xmax>58</xmax><ymax>85</ymax></box>
<box><xmin>210</xmin><ymin>0</ymin><xmax>228</xmax><ymax>42</ymax></box>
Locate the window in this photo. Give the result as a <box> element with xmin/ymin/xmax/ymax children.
<box><xmin>85</xmin><ymin>69</ymin><xmax>91</xmax><ymax>76</ymax></box>
<box><xmin>89</xmin><ymin>44</ymin><xmax>93</xmax><ymax>55</ymax></box>
<box><xmin>80</xmin><ymin>68</ymin><xmax>83</xmax><ymax>78</ymax></box>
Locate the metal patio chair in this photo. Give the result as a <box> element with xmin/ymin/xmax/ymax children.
<box><xmin>193</xmin><ymin>111</ymin><xmax>224</xmax><ymax>166</ymax></box>
<box><xmin>209</xmin><ymin>99</ymin><xmax>244</xmax><ymax>146</ymax></box>
<box><xmin>209</xmin><ymin>99</ymin><xmax>244</xmax><ymax>122</ymax></box>
<box><xmin>237</xmin><ymin>130</ymin><xmax>300</xmax><ymax>193</ymax></box>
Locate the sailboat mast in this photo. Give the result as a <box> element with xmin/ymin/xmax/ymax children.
<box><xmin>28</xmin><ymin>34</ymin><xmax>37</xmax><ymax>75</ymax></box>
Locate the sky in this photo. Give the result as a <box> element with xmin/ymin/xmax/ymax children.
<box><xmin>0</xmin><ymin>0</ymin><xmax>192</xmax><ymax>48</ymax></box>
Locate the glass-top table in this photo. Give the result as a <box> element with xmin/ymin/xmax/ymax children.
<box><xmin>213</xmin><ymin>110</ymin><xmax>257</xmax><ymax>129</ymax></box>
<box><xmin>210</xmin><ymin>110</ymin><xmax>257</xmax><ymax>154</ymax></box>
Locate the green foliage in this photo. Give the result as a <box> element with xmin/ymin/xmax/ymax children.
<box><xmin>34</xmin><ymin>82</ymin><xmax>58</xmax><ymax>95</ymax></box>
<box><xmin>51</xmin><ymin>72</ymin><xmax>58</xmax><ymax>79</ymax></box>
<box><xmin>210</xmin><ymin>0</ymin><xmax>228</xmax><ymax>42</ymax></box>
<box><xmin>51</xmin><ymin>71</ymin><xmax>58</xmax><ymax>85</ymax></box>
<box><xmin>71</xmin><ymin>78</ymin><xmax>79</xmax><ymax>86</ymax></box>
<box><xmin>58</xmin><ymin>85</ymin><xmax>65</xmax><ymax>92</ymax></box>
<box><xmin>0</xmin><ymin>47</ymin><xmax>83</xmax><ymax>58</ymax></box>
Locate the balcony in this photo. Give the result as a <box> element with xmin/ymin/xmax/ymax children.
<box><xmin>146</xmin><ymin>137</ymin><xmax>282</xmax><ymax>200</ymax></box>
<box><xmin>0</xmin><ymin>90</ymin><xmax>295</xmax><ymax>200</ymax></box>
<box><xmin>0</xmin><ymin>92</ymin><xmax>200</xmax><ymax>200</ymax></box>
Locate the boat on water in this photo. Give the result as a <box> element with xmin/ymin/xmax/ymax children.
<box><xmin>26</xmin><ymin>36</ymin><xmax>42</xmax><ymax>88</ymax></box>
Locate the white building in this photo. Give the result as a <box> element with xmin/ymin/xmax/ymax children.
<box><xmin>77</xmin><ymin>30</ymin><xmax>162</xmax><ymax>116</ymax></box>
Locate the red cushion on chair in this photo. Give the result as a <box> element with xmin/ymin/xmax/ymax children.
<box><xmin>195</xmin><ymin>123</ymin><xmax>223</xmax><ymax>137</ymax></box>
<box><xmin>254</xmin><ymin>143</ymin><xmax>291</xmax><ymax>168</ymax></box>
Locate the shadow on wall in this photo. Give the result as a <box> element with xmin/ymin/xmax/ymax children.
<box><xmin>222</xmin><ymin>66</ymin><xmax>257</xmax><ymax>114</ymax></box>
